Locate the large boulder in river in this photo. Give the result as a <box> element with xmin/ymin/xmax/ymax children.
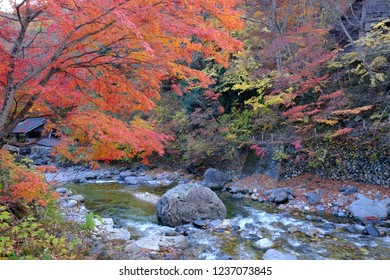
<box><xmin>156</xmin><ymin>183</ymin><xmax>227</xmax><ymax>227</ymax></box>
<box><xmin>202</xmin><ymin>168</ymin><xmax>230</xmax><ymax>190</ymax></box>
<box><xmin>348</xmin><ymin>196</ymin><xmax>388</xmax><ymax>224</ymax></box>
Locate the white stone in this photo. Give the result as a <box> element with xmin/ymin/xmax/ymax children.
<box><xmin>255</xmin><ymin>238</ymin><xmax>274</xmax><ymax>249</ymax></box>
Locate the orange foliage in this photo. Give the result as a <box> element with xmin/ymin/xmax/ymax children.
<box><xmin>0</xmin><ymin>0</ymin><xmax>244</xmax><ymax>164</ymax></box>
<box><xmin>330</xmin><ymin>127</ymin><xmax>353</xmax><ymax>138</ymax></box>
<box><xmin>0</xmin><ymin>150</ymin><xmax>54</xmax><ymax>205</ymax></box>
<box><xmin>35</xmin><ymin>165</ymin><xmax>57</xmax><ymax>173</ymax></box>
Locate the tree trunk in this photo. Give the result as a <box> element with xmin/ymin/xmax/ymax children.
<box><xmin>337</xmin><ymin>18</ymin><xmax>384</xmax><ymax>91</ymax></box>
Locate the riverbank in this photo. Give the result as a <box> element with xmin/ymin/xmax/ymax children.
<box><xmin>226</xmin><ymin>173</ymin><xmax>390</xmax><ymax>221</ymax></box>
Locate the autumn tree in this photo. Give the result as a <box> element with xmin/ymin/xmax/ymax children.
<box><xmin>0</xmin><ymin>0</ymin><xmax>244</xmax><ymax>164</ymax></box>
<box><xmin>0</xmin><ymin>0</ymin><xmax>244</xmax><ymax>204</ymax></box>
<box><xmin>317</xmin><ymin>0</ymin><xmax>384</xmax><ymax>91</ymax></box>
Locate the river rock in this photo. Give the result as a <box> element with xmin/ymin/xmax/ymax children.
<box><xmin>254</xmin><ymin>238</ymin><xmax>274</xmax><ymax>249</ymax></box>
<box><xmin>379</xmin><ymin>198</ymin><xmax>390</xmax><ymax>215</ymax></box>
<box><xmin>56</xmin><ymin>187</ymin><xmax>70</xmax><ymax>194</ymax></box>
<box><xmin>334</xmin><ymin>196</ymin><xmax>348</xmax><ymax>207</ymax></box>
<box><xmin>135</xmin><ymin>235</ymin><xmax>160</xmax><ymax>251</ymax></box>
<box><xmin>125</xmin><ymin>243</ymin><xmax>141</xmax><ymax>254</ymax></box>
<box><xmin>262</xmin><ymin>249</ymin><xmax>297</xmax><ymax>260</ymax></box>
<box><xmin>363</xmin><ymin>224</ymin><xmax>380</xmax><ymax>237</ymax></box>
<box><xmin>156</xmin><ymin>183</ymin><xmax>227</xmax><ymax>227</ymax></box>
<box><xmin>346</xmin><ymin>224</ymin><xmax>365</xmax><ymax>234</ymax></box>
<box><xmin>202</xmin><ymin>168</ymin><xmax>230</xmax><ymax>190</ymax></box>
<box><xmin>159</xmin><ymin>235</ymin><xmax>189</xmax><ymax>249</ymax></box>
<box><xmin>348</xmin><ymin>196</ymin><xmax>388</xmax><ymax>224</ymax></box>
<box><xmin>69</xmin><ymin>194</ymin><xmax>85</xmax><ymax>202</ymax></box>
<box><xmin>95</xmin><ymin>218</ymin><xmax>131</xmax><ymax>241</ymax></box>
<box><xmin>105</xmin><ymin>228</ymin><xmax>131</xmax><ymax>241</ymax></box>
<box><xmin>125</xmin><ymin>175</ymin><xmax>153</xmax><ymax>185</ymax></box>
<box><xmin>342</xmin><ymin>185</ymin><xmax>358</xmax><ymax>196</ymax></box>
<box><xmin>268</xmin><ymin>188</ymin><xmax>291</xmax><ymax>204</ymax></box>
<box><xmin>62</xmin><ymin>199</ymin><xmax>78</xmax><ymax>208</ymax></box>
<box><xmin>119</xmin><ymin>170</ymin><xmax>136</xmax><ymax>180</ymax></box>
<box><xmin>193</xmin><ymin>220</ymin><xmax>210</xmax><ymax>229</ymax></box>
<box><xmin>135</xmin><ymin>235</ymin><xmax>189</xmax><ymax>251</ymax></box>
<box><xmin>307</xmin><ymin>193</ymin><xmax>321</xmax><ymax>205</ymax></box>
<box><xmin>210</xmin><ymin>219</ymin><xmax>232</xmax><ymax>230</ymax></box>
<box><xmin>83</xmin><ymin>171</ymin><xmax>98</xmax><ymax>180</ymax></box>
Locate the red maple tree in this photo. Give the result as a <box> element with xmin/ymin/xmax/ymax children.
<box><xmin>0</xmin><ymin>0</ymin><xmax>244</xmax><ymax>202</ymax></box>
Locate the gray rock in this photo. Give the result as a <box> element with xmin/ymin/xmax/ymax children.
<box><xmin>211</xmin><ymin>219</ymin><xmax>232</xmax><ymax>230</ymax></box>
<box><xmin>125</xmin><ymin>243</ymin><xmax>141</xmax><ymax>254</ymax></box>
<box><xmin>315</xmin><ymin>205</ymin><xmax>325</xmax><ymax>212</ymax></box>
<box><xmin>210</xmin><ymin>219</ymin><xmax>223</xmax><ymax>229</ymax></box>
<box><xmin>135</xmin><ymin>235</ymin><xmax>160</xmax><ymax>251</ymax></box>
<box><xmin>159</xmin><ymin>235</ymin><xmax>189</xmax><ymax>249</ymax></box>
<box><xmin>62</xmin><ymin>200</ymin><xmax>78</xmax><ymax>208</ymax></box>
<box><xmin>254</xmin><ymin>238</ymin><xmax>274</xmax><ymax>249</ymax></box>
<box><xmin>68</xmin><ymin>194</ymin><xmax>85</xmax><ymax>202</ymax></box>
<box><xmin>193</xmin><ymin>220</ymin><xmax>210</xmax><ymax>229</ymax></box>
<box><xmin>349</xmin><ymin>197</ymin><xmax>388</xmax><ymax>224</ymax></box>
<box><xmin>343</xmin><ymin>186</ymin><xmax>358</xmax><ymax>196</ymax></box>
<box><xmin>74</xmin><ymin>177</ymin><xmax>88</xmax><ymax>184</ymax></box>
<box><xmin>347</xmin><ymin>224</ymin><xmax>365</xmax><ymax>234</ymax></box>
<box><xmin>363</xmin><ymin>224</ymin><xmax>380</xmax><ymax>237</ymax></box>
<box><xmin>262</xmin><ymin>249</ymin><xmax>297</xmax><ymax>260</ymax></box>
<box><xmin>165</xmin><ymin>231</ymin><xmax>181</xmax><ymax>237</ymax></box>
<box><xmin>307</xmin><ymin>193</ymin><xmax>321</xmax><ymax>205</ymax></box>
<box><xmin>202</xmin><ymin>168</ymin><xmax>230</xmax><ymax>190</ymax></box>
<box><xmin>337</xmin><ymin>211</ymin><xmax>346</xmax><ymax>218</ymax></box>
<box><xmin>258</xmin><ymin>197</ymin><xmax>265</xmax><ymax>203</ymax></box>
<box><xmin>124</xmin><ymin>176</ymin><xmax>140</xmax><ymax>185</ymax></box>
<box><xmin>268</xmin><ymin>188</ymin><xmax>290</xmax><ymax>204</ymax></box>
<box><xmin>156</xmin><ymin>184</ymin><xmax>227</xmax><ymax>227</ymax></box>
<box><xmin>135</xmin><ymin>235</ymin><xmax>189</xmax><ymax>251</ymax></box>
<box><xmin>111</xmin><ymin>168</ymin><xmax>120</xmax><ymax>175</ymax></box>
<box><xmin>94</xmin><ymin>217</ymin><xmax>114</xmax><ymax>227</ymax></box>
<box><xmin>284</xmin><ymin>188</ymin><xmax>296</xmax><ymax>197</ymax></box>
<box><xmin>83</xmin><ymin>171</ymin><xmax>98</xmax><ymax>180</ymax></box>
<box><xmin>334</xmin><ymin>197</ymin><xmax>348</xmax><ymax>207</ymax></box>
<box><xmin>55</xmin><ymin>187</ymin><xmax>69</xmax><ymax>194</ymax></box>
<box><xmin>119</xmin><ymin>170</ymin><xmax>137</xmax><ymax>180</ymax></box>
<box><xmin>379</xmin><ymin>198</ymin><xmax>390</xmax><ymax>215</ymax></box>
<box><xmin>105</xmin><ymin>228</ymin><xmax>131</xmax><ymax>241</ymax></box>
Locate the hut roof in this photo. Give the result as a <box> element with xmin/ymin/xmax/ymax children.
<box><xmin>12</xmin><ymin>117</ymin><xmax>46</xmax><ymax>134</ymax></box>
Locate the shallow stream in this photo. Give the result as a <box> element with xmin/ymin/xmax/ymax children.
<box><xmin>70</xmin><ymin>182</ymin><xmax>390</xmax><ymax>260</ymax></box>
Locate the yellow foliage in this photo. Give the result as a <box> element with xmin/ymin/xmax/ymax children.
<box><xmin>314</xmin><ymin>118</ymin><xmax>339</xmax><ymax>126</ymax></box>
<box><xmin>331</xmin><ymin>105</ymin><xmax>373</xmax><ymax>115</ymax></box>
<box><xmin>130</xmin><ymin>116</ymin><xmax>154</xmax><ymax>130</ymax></box>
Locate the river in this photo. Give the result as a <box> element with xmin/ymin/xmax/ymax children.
<box><xmin>69</xmin><ymin>182</ymin><xmax>390</xmax><ymax>260</ymax></box>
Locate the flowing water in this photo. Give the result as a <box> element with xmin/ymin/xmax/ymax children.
<box><xmin>70</xmin><ymin>182</ymin><xmax>390</xmax><ymax>260</ymax></box>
